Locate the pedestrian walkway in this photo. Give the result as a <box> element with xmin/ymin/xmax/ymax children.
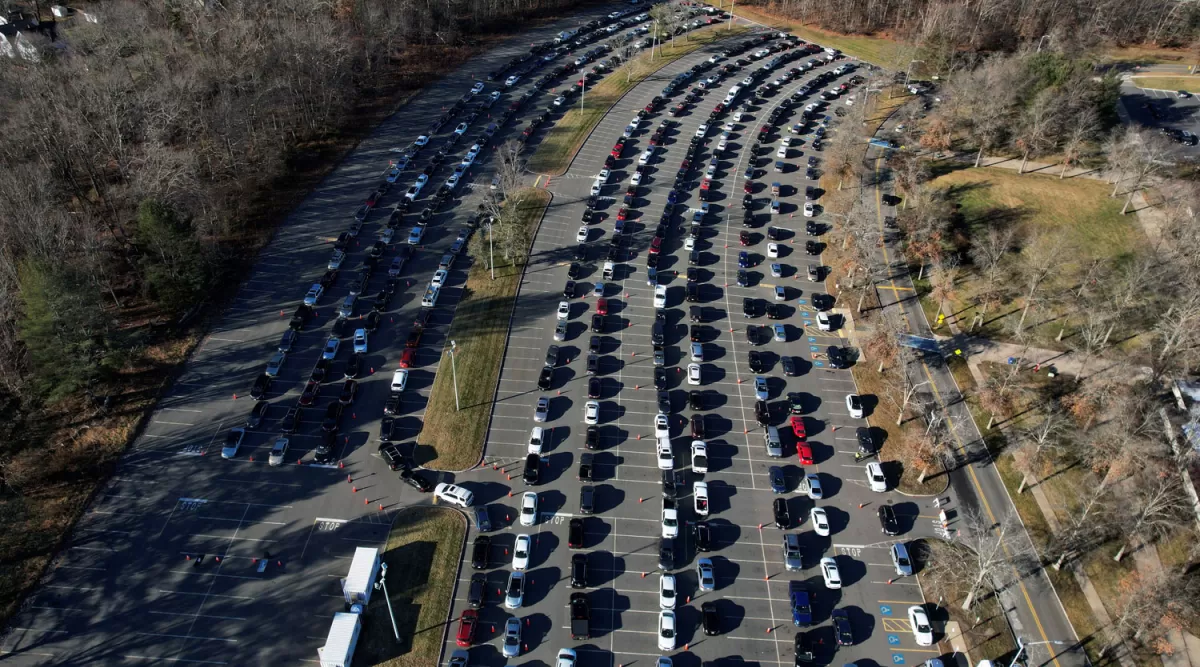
<box><xmin>934</xmin><ymin>333</ymin><xmax>1150</xmax><ymax>382</ymax></box>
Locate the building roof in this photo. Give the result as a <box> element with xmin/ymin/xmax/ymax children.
<box><xmin>320</xmin><ymin>612</ymin><xmax>359</xmax><ymax>664</ymax></box>
<box><xmin>343</xmin><ymin>547</ymin><xmax>378</xmax><ymax>595</ymax></box>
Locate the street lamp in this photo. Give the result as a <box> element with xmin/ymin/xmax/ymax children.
<box><xmin>374</xmin><ymin>562</ymin><xmax>400</xmax><ymax>641</ymax></box>
<box><xmin>449</xmin><ymin>340</ymin><xmax>461</xmax><ymax>411</ymax></box>
<box><xmin>1009</xmin><ymin>637</ymin><xmax>1069</xmax><ymax>667</ymax></box>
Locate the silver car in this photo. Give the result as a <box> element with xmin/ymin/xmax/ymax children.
<box><xmin>534</xmin><ymin>396</ymin><xmax>550</xmax><ymax>422</ymax></box>
<box><xmin>891</xmin><ymin>542</ymin><xmax>914</xmax><ymax>576</ymax></box>
<box><xmin>502</xmin><ymin>616</ymin><xmax>522</xmax><ymax>657</ymax></box>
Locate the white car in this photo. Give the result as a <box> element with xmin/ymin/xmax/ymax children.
<box><xmin>697</xmin><ymin>557</ymin><xmax>715</xmax><ymax>591</ymax></box>
<box><xmin>506</xmin><ymin>75</ymin><xmax>520</xmax><ymax>87</ymax></box>
<box><xmin>513</xmin><ymin>534</ymin><xmax>531</xmax><ymax>570</ymax></box>
<box><xmin>656</xmin><ymin>439</ymin><xmax>673</xmax><ymax>470</ymax></box>
<box><xmin>810</xmin><ymin>507</ymin><xmax>830</xmax><ymax>536</ymax></box>
<box><xmin>554</xmin><ymin>95</ymin><xmax>566</xmax><ymax>106</ymax></box>
<box><xmin>695</xmin><ymin>124</ymin><xmax>709</xmax><ymax>137</ymax></box>
<box><xmin>780</xmin><ymin>137</ymin><xmax>792</xmax><ymax>147</ymax></box>
<box><xmin>220</xmin><ymin>427</ymin><xmax>245</xmax><ymax>459</ymax></box>
<box><xmin>654</xmin><ymin>285</ymin><xmax>667</xmax><ymax>308</ymax></box>
<box><xmin>598</xmin><ymin>168</ymin><xmax>611</xmax><ymax>183</ymax></box>
<box><xmin>519</xmin><ymin>492</ymin><xmax>539</xmax><ymax>526</ymax></box>
<box><xmin>328</xmin><ymin>250</ymin><xmax>346</xmax><ymax>270</ymax></box>
<box><xmin>557</xmin><ymin>301</ymin><xmax>571</xmax><ymax>320</ymax></box>
<box><xmin>505</xmin><ymin>571</ymin><xmax>525</xmax><ymax>609</ymax></box>
<box><xmin>846</xmin><ymin>394</ymin><xmax>864</xmax><ymax>418</ymax></box>
<box><xmin>817</xmin><ymin>311</ymin><xmax>832</xmax><ymax>331</ymax></box>
<box><xmin>718</xmin><ymin>138</ymin><xmax>728</xmax><ymax>151</ymax></box>
<box><xmin>353</xmin><ymin>329</ymin><xmax>369</xmax><ymax>354</ymax></box>
<box><xmin>690</xmin><ymin>440</ymin><xmax>708</xmax><ymax>474</ymax></box>
<box><xmin>733</xmin><ymin>110</ymin><xmax>745</xmax><ymax>121</ymax></box>
<box><xmin>658</xmin><ymin>611</ymin><xmax>677</xmax><ymax>651</ymax></box>
<box><xmin>693</xmin><ymin>481</ymin><xmax>709</xmax><ymax>516</ymax></box>
<box><xmin>908</xmin><ymin>606</ymin><xmax>934</xmax><ymax>645</ymax></box>
<box><xmin>867</xmin><ymin>461</ymin><xmax>888</xmax><ymax>492</ymax></box>
<box><xmin>777</xmin><ymin>145</ymin><xmax>788</xmax><ymax>158</ymax></box>
<box><xmin>431</xmin><ymin>269</ymin><xmax>449</xmax><ymax>289</ymax></box>
<box><xmin>661</xmin><ymin>503</ymin><xmax>679</xmax><ymax>538</ymax></box>
<box><xmin>591</xmin><ymin>179</ymin><xmax>603</xmax><ymax>196</ymax></box>
<box><xmin>806</xmin><ymin>474</ymin><xmax>823</xmax><ymax>499</ymax></box>
<box><xmin>584</xmin><ymin>400</ymin><xmax>600</xmax><ymax>424</ymax></box>
<box><xmin>433</xmin><ymin>482</ymin><xmax>474</xmax><ymax>507</ymax></box>
<box><xmin>803</xmin><ymin>201</ymin><xmax>815</xmax><ymax>217</ymax></box>
<box><xmin>534</xmin><ymin>396</ymin><xmax>550</xmax><ymax>423</ymax></box>
<box><xmin>685</xmin><ymin>237</ymin><xmax>696</xmax><ymax>251</ymax></box>
<box><xmin>414</xmin><ymin>134</ymin><xmax>430</xmax><ymax>146</ymax></box>
<box><xmin>654</xmin><ymin>414</ymin><xmax>670</xmax><ymax>439</ymax></box>
<box><xmin>268</xmin><ymin>437</ymin><xmax>288</xmax><ymax>467</ymax></box>
<box><xmin>687</xmin><ymin>363</ymin><xmax>701</xmax><ymax>385</ymax></box>
<box><xmin>623</xmin><ymin>124</ymin><xmax>636</xmax><ymax>138</ymax></box>
<box><xmin>638</xmin><ymin>148</ymin><xmax>654</xmax><ymax>166</ymax></box>
<box><xmin>391</xmin><ymin>369</ymin><xmax>408</xmax><ymax>392</ymax></box>
<box><xmin>454</xmin><ymin>122</ymin><xmax>469</xmax><ymax>135</ymax></box>
<box><xmin>767</xmin><ymin>242</ymin><xmax>779</xmax><ymax>258</ymax></box>
<box><xmin>471</xmin><ymin>82</ymin><xmax>485</xmax><ymax>95</ymax></box>
<box><xmin>556</xmin><ymin>649</ymin><xmax>577</xmax><ymax>667</ymax></box>
<box><xmin>303</xmin><ymin>284</ymin><xmax>324</xmax><ymax>306</ymax></box>
<box><xmin>445</xmin><ymin>173</ymin><xmax>461</xmax><ymax>189</ymax></box>
<box><xmin>528</xmin><ymin>426</ymin><xmax>545</xmax><ymax>454</ymax></box>
<box><xmin>659</xmin><ymin>574</ymin><xmax>678</xmax><ymax>610</ymax></box>
<box><xmin>631</xmin><ymin>171</ymin><xmax>643</xmax><ymax>186</ymax></box>
<box><xmin>576</xmin><ymin>226</ymin><xmax>589</xmax><ymax>242</ymax></box>
<box><xmin>820</xmin><ymin>557</ymin><xmax>842</xmax><ymax>589</ymax></box>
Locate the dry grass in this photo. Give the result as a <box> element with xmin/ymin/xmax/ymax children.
<box><xmin>421</xmin><ymin>189</ymin><xmax>552</xmax><ymax>470</ymax></box>
<box><xmin>1130</xmin><ymin>76</ymin><xmax>1200</xmax><ymax>93</ymax></box>
<box><xmin>358</xmin><ymin>507</ymin><xmax>467</xmax><ymax>667</ymax></box>
<box><xmin>528</xmin><ymin>24</ymin><xmax>748</xmax><ymax>175</ymax></box>
<box><xmin>1100</xmin><ymin>45</ymin><xmax>1196</xmax><ymax>65</ymax></box>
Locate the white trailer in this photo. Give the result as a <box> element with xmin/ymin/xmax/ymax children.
<box><xmin>317</xmin><ymin>612</ymin><xmax>361</xmax><ymax>667</ymax></box>
<box><xmin>341</xmin><ymin>547</ymin><xmax>380</xmax><ymax>605</ymax></box>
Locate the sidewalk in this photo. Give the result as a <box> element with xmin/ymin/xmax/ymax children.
<box><xmin>937</xmin><ymin>333</ymin><xmax>1150</xmax><ymax>382</ymax></box>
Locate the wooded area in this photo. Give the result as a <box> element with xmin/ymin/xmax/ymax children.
<box><xmin>744</xmin><ymin>0</ymin><xmax>1198</xmax><ymax>54</ymax></box>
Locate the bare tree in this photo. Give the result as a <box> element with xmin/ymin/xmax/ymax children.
<box><xmin>967</xmin><ymin>226</ymin><xmax>1015</xmax><ymax>330</ymax></box>
<box><xmin>1113</xmin><ymin>468</ymin><xmax>1191</xmax><ymax>562</ymax></box>
<box><xmin>1058</xmin><ymin>107</ymin><xmax>1100</xmax><ymax>179</ymax></box>
<box><xmin>1013</xmin><ymin>87</ymin><xmax>1064</xmax><ymax>174</ymax></box>
<box><xmin>1010</xmin><ymin>410</ymin><xmax>1069</xmax><ymax>493</ymax></box>
<box><xmin>926</xmin><ymin>506</ymin><xmax>1035</xmax><ymax>610</ymax></box>
<box><xmin>1013</xmin><ymin>231</ymin><xmax>1068</xmax><ymax>335</ymax></box>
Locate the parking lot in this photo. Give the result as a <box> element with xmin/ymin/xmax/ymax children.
<box><xmin>0</xmin><ymin>6</ymin><xmax>670</xmax><ymax>666</ymax></box>
<box><xmin>443</xmin><ymin>23</ymin><xmax>952</xmax><ymax>667</ymax></box>
<box><xmin>1120</xmin><ymin>74</ymin><xmax>1200</xmax><ymax>157</ymax></box>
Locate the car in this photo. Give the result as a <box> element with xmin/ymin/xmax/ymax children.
<box><xmin>455</xmin><ymin>609</ymin><xmax>478</xmax><ymax>647</ymax></box>
<box><xmin>556</xmin><ymin>300</ymin><xmax>571</xmax><ymax>320</ymax></box>
<box><xmin>653</xmin><ymin>284</ymin><xmax>667</xmax><ymax>308</ymax></box>
<box><xmin>467</xmin><ymin>573</ymin><xmax>486</xmax><ymax>609</ymax></box>
<box><xmin>500</xmin><ymin>616</ymin><xmax>523</xmax><ymax>658</ymax></box>
<box><xmin>661</xmin><ymin>502</ymin><xmax>679</xmax><ymax>538</ymax></box>
<box><xmin>693</xmin><ymin>481</ymin><xmax>710</xmax><ymax>516</ymax></box>
<box><xmin>692</xmin><ymin>557</ymin><xmax>717</xmax><ymax>592</ymax></box>
<box><xmin>570</xmin><ymin>552</ymin><xmax>588</xmax><ymax>588</ymax></box>
<box><xmin>809</xmin><ymin>507</ymin><xmax>832</xmax><ymax>536</ymax></box>
<box><xmin>687</xmin><ymin>363</ymin><xmax>701</xmax><ymax>385</ymax></box>
<box><xmin>879</xmin><ymin>504</ymin><xmax>900</xmax><ymax>535</ymax></box>
<box><xmin>656</xmin><ymin>439</ymin><xmax>673</xmax><ymax>470</ymax></box>
<box><xmin>908</xmin><ymin>606</ymin><xmax>934</xmax><ymax>645</ymax></box>
<box><xmin>892</xmin><ymin>542</ymin><xmax>914</xmax><ymax>576</ymax></box>
<box><xmin>434</xmin><ymin>482</ymin><xmax>474</xmax><ymax>507</ymax></box>
<box><xmin>773</xmin><ymin>497</ymin><xmax>790</xmax><ymax>528</ymax></box>
<box><xmin>652</xmin><ymin>413</ymin><xmax>671</xmax><ymax>440</ymax></box>
<box><xmin>519</xmin><ymin>491</ymin><xmax>539</xmax><ymax>526</ymax></box>
<box><xmin>846</xmin><ymin>393</ymin><xmax>864</xmax><ymax>418</ymax></box>
<box><xmin>691</xmin><ymin>440</ymin><xmax>708</xmax><ymax>473</ymax></box>
<box><xmin>470</xmin><ymin>82</ymin><xmax>484</xmax><ymax>95</ymax></box>
<box><xmin>789</xmin><ymin>414</ymin><xmax>807</xmax><ymax>439</ymax></box>
<box><xmin>748</xmin><ymin>350</ymin><xmax>765</xmax><ymax>373</ymax></box>
<box><xmin>659</xmin><ymin>573</ymin><xmax>677</xmax><ymax>609</ymax></box>
<box><xmin>831</xmin><ymin>608</ymin><xmax>854</xmax><ymax>646</ymax></box>
<box><xmin>220</xmin><ymin>427</ymin><xmax>245</xmax><ymax>459</ymax></box>
<box><xmin>567</xmin><ymin>517</ymin><xmax>585</xmax><ymax>549</ymax></box>
<box><xmin>533</xmin><ymin>396</ymin><xmax>550</xmax><ymax>423</ymax></box>
<box><xmin>701</xmin><ymin>601</ymin><xmax>720</xmax><ymax>636</ymax></box>
<box><xmin>302</xmin><ymin>283</ymin><xmax>324</xmax><ymax>306</ymax></box>
<box><xmin>584</xmin><ymin>400</ymin><xmax>600</xmax><ymax>424</ymax></box>
<box><xmin>505</xmin><ymin>571</ymin><xmax>526</xmax><ymax>609</ymax></box>
<box><xmin>795</xmin><ymin>631</ymin><xmax>816</xmax><ymax>664</ymax></box>
<box><xmin>816</xmin><ymin>556</ymin><xmax>843</xmax><ymax>590</ymax></box>
<box><xmin>658</xmin><ymin>610</ymin><xmax>677</xmax><ymax>651</ymax></box>
<box><xmin>867</xmin><ymin>461</ymin><xmax>888</xmax><ymax>491</ymax></box>
<box><xmin>470</xmin><ymin>536</ymin><xmax>490</xmax><ymax>569</ymax></box>
<box><xmin>827</xmin><ymin>345</ymin><xmax>848</xmax><ymax>368</ymax></box>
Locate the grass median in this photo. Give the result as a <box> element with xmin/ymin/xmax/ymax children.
<box><xmin>420</xmin><ymin>189</ymin><xmax>552</xmax><ymax>470</ymax></box>
<box><xmin>357</xmin><ymin>506</ymin><xmax>466</xmax><ymax>667</ymax></box>
<box><xmin>527</xmin><ymin>24</ymin><xmax>748</xmax><ymax>175</ymax></box>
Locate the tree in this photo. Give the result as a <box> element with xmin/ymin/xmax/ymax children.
<box><xmin>480</xmin><ymin>140</ymin><xmax>530</xmax><ymax>266</ymax></box>
<box><xmin>1013</xmin><ymin>87</ymin><xmax>1064</xmax><ymax>174</ymax></box>
<box><xmin>1058</xmin><ymin>107</ymin><xmax>1100</xmax><ymax>179</ymax></box>
<box><xmin>1010</xmin><ymin>410</ymin><xmax>1069</xmax><ymax>493</ymax></box>
<box><xmin>1013</xmin><ymin>231</ymin><xmax>1068</xmax><ymax>335</ymax></box>
<box><xmin>926</xmin><ymin>507</ymin><xmax>1035</xmax><ymax>610</ymax></box>
<box><xmin>133</xmin><ymin>200</ymin><xmax>214</xmax><ymax>313</ymax></box>
<box><xmin>1113</xmin><ymin>569</ymin><xmax>1200</xmax><ymax>652</ymax></box>
<box><xmin>967</xmin><ymin>226</ymin><xmax>1015</xmax><ymax>330</ymax></box>
<box><xmin>1113</xmin><ymin>468</ymin><xmax>1191</xmax><ymax>562</ymax></box>
<box><xmin>928</xmin><ymin>256</ymin><xmax>960</xmax><ymax>326</ymax></box>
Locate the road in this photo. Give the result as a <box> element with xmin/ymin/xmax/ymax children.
<box><xmin>1117</xmin><ymin>64</ymin><xmax>1200</xmax><ymax>158</ymax></box>
<box><xmin>858</xmin><ymin>100</ymin><xmax>1091</xmax><ymax>667</ymax></box>
<box><xmin>441</xmin><ymin>24</ymin><xmax>962</xmax><ymax>667</ymax></box>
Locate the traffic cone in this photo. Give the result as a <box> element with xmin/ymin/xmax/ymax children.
<box><xmin>339</xmin><ymin>461</ymin><xmax>344</xmax><ymax>469</ymax></box>
<box><xmin>280</xmin><ymin>310</ymin><xmax>285</xmax><ymax>317</ymax></box>
<box><xmin>233</xmin><ymin>394</ymin><xmax>238</xmax><ymax>400</ymax></box>
<box><xmin>353</xmin><ymin>486</ymin><xmax>358</xmax><ymax>493</ymax></box>
<box><xmin>365</xmin><ymin>498</ymin><xmax>369</xmax><ymax>505</ymax></box>
<box><xmin>639</xmin><ymin>497</ymin><xmax>644</xmax><ymax>503</ymax></box>
<box><xmin>379</xmin><ymin>504</ymin><xmax>384</xmax><ymax>511</ymax></box>
<box><xmin>185</xmin><ymin>554</ymin><xmax>191</xmax><ymax>560</ymax></box>
<box><xmin>766</xmin><ymin>626</ymin><xmax>772</xmax><ymax>633</ymax></box>
<box><xmin>249</xmin><ymin>455</ymin><xmax>254</xmax><ymax>462</ymax></box>
<box><xmin>641</xmin><ymin>572</ymin><xmax>646</xmax><ymax>578</ymax></box>
<box><xmin>858</xmin><ymin>503</ymin><xmax>865</xmax><ymax>508</ymax></box>
<box><xmin>758</xmin><ymin>523</ymin><xmax>763</xmax><ymax>530</ymax></box>
<box><xmin>215</xmin><ymin>556</ymin><xmax>221</xmax><ymax>563</ymax></box>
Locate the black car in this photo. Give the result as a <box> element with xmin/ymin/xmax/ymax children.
<box><xmin>694</xmin><ymin>521</ymin><xmax>713</xmax><ymax>552</ymax></box>
<box><xmin>586</xmin><ymin>354</ymin><xmax>599</xmax><ymax>375</ymax></box>
<box><xmin>250</xmin><ymin>373</ymin><xmax>272</xmax><ymax>400</ymax></box>
<box><xmin>245</xmin><ymin>400</ymin><xmax>269</xmax><ymax>428</ymax></box>
<box><xmin>468</xmin><ymin>573</ymin><xmax>487</xmax><ymax>608</ymax></box>
<box><xmin>701</xmin><ymin>602</ymin><xmax>720</xmax><ymax>636</ymax></box>
<box><xmin>742</xmin><ymin>297</ymin><xmax>757</xmax><ymax>318</ymax></box>
<box><xmin>879</xmin><ymin>505</ymin><xmax>900</xmax><ymax>535</ymax></box>
<box><xmin>384</xmin><ymin>394</ymin><xmax>401</xmax><ymax>416</ymax></box>
<box><xmin>690</xmin><ymin>306</ymin><xmax>704</xmax><ymax>323</ymax></box>
<box><xmin>537</xmin><ymin>367</ymin><xmax>554</xmax><ymax>390</ymax></box>
<box><xmin>831</xmin><ymin>609</ymin><xmax>854</xmax><ymax>646</ymax></box>
<box><xmin>379</xmin><ymin>416</ymin><xmax>398</xmax><ymax>442</ymax></box>
<box><xmin>313</xmin><ymin>433</ymin><xmax>335</xmax><ymax>464</ymax></box>
<box><xmin>568</xmin><ymin>517</ymin><xmax>585</xmax><ymax>549</ymax></box>
<box><xmin>289</xmin><ymin>305</ymin><xmax>312</xmax><ymax>331</ymax></box>
<box><xmin>380</xmin><ymin>443</ymin><xmax>407</xmax><ymax>471</ymax></box>
<box><xmin>766</xmin><ymin>304</ymin><xmax>785</xmax><ymax>320</ymax></box>
<box><xmin>400</xmin><ymin>469</ymin><xmax>433</xmax><ymax>492</ymax></box>
<box><xmin>564</xmin><ymin>281</ymin><xmax>576</xmax><ymax>298</ymax></box>
<box><xmin>578</xmin><ymin>452</ymin><xmax>594</xmax><ymax>481</ymax></box>
<box><xmin>568</xmin><ymin>262</ymin><xmax>584</xmax><ymax>279</ymax></box>
<box><xmin>364</xmin><ymin>310</ymin><xmax>382</xmax><ymax>333</ymax></box>
<box><xmin>582</xmin><ymin>208</ymin><xmax>595</xmax><ymax>223</ymax></box>
<box><xmin>341</xmin><ymin>351</ymin><xmax>361</xmax><ymax>378</ymax></box>
<box><xmin>795</xmin><ymin>631</ymin><xmax>816</xmax><ymax>664</ymax></box>
<box><xmin>589</xmin><ymin>335</ymin><xmax>602</xmax><ymax>353</ymax></box>
<box><xmin>523</xmin><ymin>454</ymin><xmax>541</xmax><ymax>485</ymax></box>
<box><xmin>571</xmin><ymin>553</ymin><xmax>588</xmax><ymax>588</ymax></box>
<box><xmin>322</xmin><ymin>402</ymin><xmax>343</xmax><ymax>433</ymax></box>
<box><xmin>661</xmin><ymin>470</ymin><xmax>679</xmax><ymax>499</ymax></box>
<box><xmin>654</xmin><ymin>367</ymin><xmax>669</xmax><ymax>391</ymax></box>
<box><xmin>591</xmin><ymin>314</ymin><xmax>605</xmax><ymax>333</ymax></box>
<box><xmin>856</xmin><ymin>427</ymin><xmax>875</xmax><ymax>455</ymax></box>
<box><xmin>805</xmin><ymin>240</ymin><xmax>821</xmax><ymax>255</ymax></box>
<box><xmin>280</xmin><ymin>406</ymin><xmax>300</xmax><ymax>434</ymax></box>
<box><xmin>470</xmin><ymin>536</ymin><xmax>490</xmax><ymax>569</ymax></box>
<box><xmin>747</xmin><ymin>325</ymin><xmax>769</xmax><ymax>346</ymax></box>
<box><xmin>373</xmin><ymin>290</ymin><xmax>392</xmax><ymax>312</ymax></box>
<box><xmin>311</xmin><ymin>359</ymin><xmax>330</xmax><ymax>383</ymax></box>
<box><xmin>687</xmin><ymin>389</ymin><xmax>702</xmax><ymax>410</ymax></box>
<box><xmin>574</xmin><ymin>244</ymin><xmax>588</xmax><ymax>260</ymax></box>
<box><xmin>338</xmin><ymin>379</ymin><xmax>358</xmax><ymax>405</ymax></box>
<box><xmin>657</xmin><ymin>391</ymin><xmax>672</xmax><ymax>415</ymax></box>
<box><xmin>579</xmin><ymin>485</ymin><xmax>596</xmax><ymax>515</ymax></box>
<box><xmin>691</xmin><ymin>414</ymin><xmax>706</xmax><ymax>439</ymax></box>
<box><xmin>584</xmin><ymin>376</ymin><xmax>601</xmax><ymax>399</ymax></box>
<box><xmin>773</xmin><ymin>497</ymin><xmax>791</xmax><ymax>529</ymax></box>
<box><xmin>658</xmin><ymin>538</ymin><xmax>675</xmax><ymax>570</ymax></box>
<box><xmin>827</xmin><ymin>346</ymin><xmax>848</xmax><ymax>369</ymax></box>
<box><xmin>781</xmin><ymin>355</ymin><xmax>798</xmax><ymax>376</ymax></box>
<box><xmin>805</xmin><ymin>219</ymin><xmax>820</xmax><ymax>236</ymax></box>
<box><xmin>755</xmin><ymin>400</ymin><xmax>770</xmax><ymax>426</ymax></box>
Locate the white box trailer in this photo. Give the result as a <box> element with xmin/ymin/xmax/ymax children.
<box><xmin>342</xmin><ymin>547</ymin><xmax>380</xmax><ymax>605</ymax></box>
<box><xmin>317</xmin><ymin>612</ymin><xmax>361</xmax><ymax>667</ymax></box>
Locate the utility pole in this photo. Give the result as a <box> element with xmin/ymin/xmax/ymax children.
<box><xmin>449</xmin><ymin>340</ymin><xmax>461</xmax><ymax>411</ymax></box>
<box><xmin>488</xmin><ymin>219</ymin><xmax>495</xmax><ymax>280</ymax></box>
<box><xmin>375</xmin><ymin>562</ymin><xmax>400</xmax><ymax>641</ymax></box>
<box><xmin>728</xmin><ymin>0</ymin><xmax>736</xmax><ymax>32</ymax></box>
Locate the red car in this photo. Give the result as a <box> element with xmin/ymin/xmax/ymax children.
<box><xmin>611</xmin><ymin>144</ymin><xmax>624</xmax><ymax>158</ymax></box>
<box><xmin>713</xmin><ymin>103</ymin><xmax>724</xmax><ymax>113</ymax></box>
<box><xmin>797</xmin><ymin>443</ymin><xmax>814</xmax><ymax>465</ymax></box>
<box><xmin>644</xmin><ymin>103</ymin><xmax>655</xmax><ymax>113</ymax></box>
<box><xmin>365</xmin><ymin>192</ymin><xmax>379</xmax><ymax>207</ymax></box>
<box><xmin>649</xmin><ymin>135</ymin><xmax>660</xmax><ymax>146</ymax></box>
<box><xmin>649</xmin><ymin>237</ymin><xmax>662</xmax><ymax>255</ymax></box>
<box><xmin>616</xmin><ymin>208</ymin><xmax>628</xmax><ymax>221</ymax></box>
<box><xmin>456</xmin><ymin>609</ymin><xmax>478</xmax><ymax>647</ymax></box>
<box><xmin>700</xmin><ymin>178</ymin><xmax>712</xmax><ymax>191</ymax></box>
<box><xmin>399</xmin><ymin>348</ymin><xmax>416</xmax><ymax>369</ymax></box>
<box><xmin>790</xmin><ymin>415</ymin><xmax>806</xmax><ymax>439</ymax></box>
<box><xmin>299</xmin><ymin>381</ymin><xmax>320</xmax><ymax>406</ymax></box>
<box><xmin>743</xmin><ymin>181</ymin><xmax>755</xmax><ymax>194</ymax></box>
<box><xmin>680</xmin><ymin>159</ymin><xmax>691</xmax><ymax>171</ymax></box>
<box><xmin>672</xmin><ymin>104</ymin><xmax>686</xmax><ymax>116</ymax></box>
<box><xmin>597</xmin><ymin>298</ymin><xmax>609</xmax><ymax>315</ymax></box>
<box><xmin>760</xmin><ymin>125</ymin><xmax>772</xmax><ymax>134</ymax></box>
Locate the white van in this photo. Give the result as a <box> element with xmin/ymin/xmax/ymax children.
<box><xmin>421</xmin><ymin>286</ymin><xmax>440</xmax><ymax>308</ymax></box>
<box><xmin>339</xmin><ymin>295</ymin><xmax>357</xmax><ymax>319</ymax></box>
<box><xmin>434</xmin><ymin>483</ymin><xmax>474</xmax><ymax>507</ymax></box>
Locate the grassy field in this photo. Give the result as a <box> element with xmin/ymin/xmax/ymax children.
<box><xmin>1130</xmin><ymin>76</ymin><xmax>1200</xmax><ymax>92</ymax></box>
<box><xmin>917</xmin><ymin>163</ymin><xmax>1144</xmax><ymax>346</ymax></box>
<box><xmin>357</xmin><ymin>507</ymin><xmax>467</xmax><ymax>667</ymax></box>
<box><xmin>527</xmin><ymin>25</ymin><xmax>748</xmax><ymax>175</ymax></box>
<box><xmin>918</xmin><ymin>541</ymin><xmax>1018</xmax><ymax>662</ymax></box>
<box><xmin>1100</xmin><ymin>45</ymin><xmax>1196</xmax><ymax>65</ymax></box>
<box><xmin>699</xmin><ymin>0</ymin><xmax>911</xmax><ymax>68</ymax></box>
<box><xmin>420</xmin><ymin>189</ymin><xmax>552</xmax><ymax>470</ymax></box>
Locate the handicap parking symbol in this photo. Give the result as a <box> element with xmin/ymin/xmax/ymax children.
<box><xmin>807</xmin><ymin>336</ymin><xmax>816</xmax><ymax>343</ymax></box>
<box><xmin>879</xmin><ymin>604</ymin><xmax>892</xmax><ymax>615</ymax></box>
<box><xmin>809</xmin><ymin>346</ymin><xmax>820</xmax><ymax>352</ymax></box>
<box><xmin>887</xmin><ymin>634</ymin><xmax>901</xmax><ymax>645</ymax></box>
<box><xmin>892</xmin><ymin>654</ymin><xmax>906</xmax><ymax>664</ymax></box>
<box><xmin>797</xmin><ymin>298</ymin><xmax>808</xmax><ymax>305</ymax></box>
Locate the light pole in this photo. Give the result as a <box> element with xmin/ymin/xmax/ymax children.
<box><xmin>449</xmin><ymin>341</ymin><xmax>461</xmax><ymax>411</ymax></box>
<box><xmin>374</xmin><ymin>562</ymin><xmax>400</xmax><ymax>641</ymax></box>
<box><xmin>902</xmin><ymin>59</ymin><xmax>925</xmax><ymax>88</ymax></box>
<box><xmin>487</xmin><ymin>219</ymin><xmax>495</xmax><ymax>280</ymax></box>
<box><xmin>1008</xmin><ymin>637</ymin><xmax>1069</xmax><ymax>667</ymax></box>
<box><xmin>727</xmin><ymin>0</ymin><xmax>736</xmax><ymax>32</ymax></box>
